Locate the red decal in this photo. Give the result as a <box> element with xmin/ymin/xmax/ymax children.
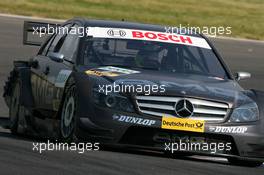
<box><xmin>145</xmin><ymin>32</ymin><xmax>157</xmax><ymax>39</ymax></box>
<box><xmin>132</xmin><ymin>31</ymin><xmax>144</xmax><ymax>38</ymax></box>
<box><xmin>168</xmin><ymin>35</ymin><xmax>180</xmax><ymax>42</ymax></box>
<box><xmin>180</xmin><ymin>36</ymin><xmax>192</xmax><ymax>44</ymax></box>
<box><xmin>132</xmin><ymin>30</ymin><xmax>194</xmax><ymax>46</ymax></box>
<box><xmin>157</xmin><ymin>33</ymin><xmax>168</xmax><ymax>40</ymax></box>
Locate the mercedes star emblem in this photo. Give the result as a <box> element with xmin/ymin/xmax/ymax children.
<box><xmin>175</xmin><ymin>99</ymin><xmax>194</xmax><ymax>118</ymax></box>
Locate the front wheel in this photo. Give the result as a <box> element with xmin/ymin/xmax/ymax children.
<box><xmin>60</xmin><ymin>85</ymin><xmax>77</xmax><ymax>142</ymax></box>
<box><xmin>228</xmin><ymin>157</ymin><xmax>263</xmax><ymax>167</ymax></box>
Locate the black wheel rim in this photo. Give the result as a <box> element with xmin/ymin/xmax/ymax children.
<box><xmin>61</xmin><ymin>87</ymin><xmax>76</xmax><ymax>138</ymax></box>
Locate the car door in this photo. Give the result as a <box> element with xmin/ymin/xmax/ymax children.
<box><xmin>30</xmin><ymin>32</ymin><xmax>60</xmax><ymax>114</ymax></box>
<box><xmin>45</xmin><ymin>24</ymin><xmax>80</xmax><ymax>113</ymax></box>
<box><xmin>31</xmin><ymin>23</ymin><xmax>80</xmax><ymax>117</ymax></box>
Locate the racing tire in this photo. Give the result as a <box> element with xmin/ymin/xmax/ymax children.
<box><xmin>228</xmin><ymin>157</ymin><xmax>263</xmax><ymax>167</ymax></box>
<box><xmin>9</xmin><ymin>80</ymin><xmax>20</xmax><ymax>134</ymax></box>
<box><xmin>60</xmin><ymin>84</ymin><xmax>78</xmax><ymax>142</ymax></box>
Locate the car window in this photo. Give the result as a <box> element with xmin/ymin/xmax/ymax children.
<box><xmin>179</xmin><ymin>46</ymin><xmax>226</xmax><ymax>77</ymax></box>
<box><xmin>58</xmin><ymin>24</ymin><xmax>80</xmax><ymax>62</ymax></box>
<box><xmin>48</xmin><ymin>32</ymin><xmax>65</xmax><ymax>53</ymax></box>
<box><xmin>47</xmin><ymin>24</ymin><xmax>71</xmax><ymax>54</ymax></box>
<box><xmin>83</xmin><ymin>38</ymin><xmax>228</xmax><ymax>78</ymax></box>
<box><xmin>38</xmin><ymin>34</ymin><xmax>56</xmax><ymax>56</ymax></box>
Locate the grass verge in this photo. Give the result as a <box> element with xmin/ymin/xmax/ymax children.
<box><xmin>0</xmin><ymin>0</ymin><xmax>263</xmax><ymax>40</ymax></box>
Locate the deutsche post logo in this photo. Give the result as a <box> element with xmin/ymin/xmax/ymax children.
<box><xmin>161</xmin><ymin>117</ymin><xmax>205</xmax><ymax>133</ymax></box>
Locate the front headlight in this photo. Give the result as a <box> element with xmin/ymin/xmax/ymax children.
<box><xmin>93</xmin><ymin>89</ymin><xmax>135</xmax><ymax>112</ymax></box>
<box><xmin>229</xmin><ymin>102</ymin><xmax>259</xmax><ymax>122</ymax></box>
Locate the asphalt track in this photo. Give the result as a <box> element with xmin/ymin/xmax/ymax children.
<box><xmin>0</xmin><ymin>15</ymin><xmax>263</xmax><ymax>175</ymax></box>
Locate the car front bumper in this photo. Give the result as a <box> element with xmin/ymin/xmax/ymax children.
<box><xmin>77</xmin><ymin>104</ymin><xmax>264</xmax><ymax>161</ymax></box>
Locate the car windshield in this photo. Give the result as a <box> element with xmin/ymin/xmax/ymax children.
<box><xmin>82</xmin><ymin>38</ymin><xmax>228</xmax><ymax>79</ymax></box>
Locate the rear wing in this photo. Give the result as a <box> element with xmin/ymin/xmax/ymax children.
<box><xmin>23</xmin><ymin>21</ymin><xmax>61</xmax><ymax>46</ymax></box>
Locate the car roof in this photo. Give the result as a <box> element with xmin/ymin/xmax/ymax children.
<box><xmin>67</xmin><ymin>18</ymin><xmax>202</xmax><ymax>37</ymax></box>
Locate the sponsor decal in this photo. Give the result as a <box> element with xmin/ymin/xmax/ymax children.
<box><xmin>86</xmin><ymin>66</ymin><xmax>139</xmax><ymax>77</ymax></box>
<box><xmin>114</xmin><ymin>79</ymin><xmax>157</xmax><ymax>86</ymax></box>
<box><xmin>87</xmin><ymin>27</ymin><xmax>211</xmax><ymax>49</ymax></box>
<box><xmin>55</xmin><ymin>70</ymin><xmax>72</xmax><ymax>88</ymax></box>
<box><xmin>209</xmin><ymin>126</ymin><xmax>247</xmax><ymax>134</ymax></box>
<box><xmin>161</xmin><ymin>117</ymin><xmax>205</xmax><ymax>133</ymax></box>
<box><xmin>107</xmin><ymin>29</ymin><xmax>126</xmax><ymax>37</ymax></box>
<box><xmin>85</xmin><ymin>70</ymin><xmax>119</xmax><ymax>77</ymax></box>
<box><xmin>113</xmin><ymin>114</ymin><xmax>156</xmax><ymax>126</ymax></box>
<box><xmin>98</xmin><ymin>66</ymin><xmax>139</xmax><ymax>74</ymax></box>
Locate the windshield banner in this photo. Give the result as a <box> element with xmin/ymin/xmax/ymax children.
<box><xmin>87</xmin><ymin>27</ymin><xmax>211</xmax><ymax>49</ymax></box>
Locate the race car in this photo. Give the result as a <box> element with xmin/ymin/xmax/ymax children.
<box><xmin>3</xmin><ymin>18</ymin><xmax>264</xmax><ymax>167</ymax></box>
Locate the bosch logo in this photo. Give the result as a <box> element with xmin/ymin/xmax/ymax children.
<box><xmin>107</xmin><ymin>29</ymin><xmax>126</xmax><ymax>37</ymax></box>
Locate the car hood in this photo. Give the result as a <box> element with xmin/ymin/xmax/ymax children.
<box><xmin>83</xmin><ymin>67</ymin><xmax>254</xmax><ymax>107</ymax></box>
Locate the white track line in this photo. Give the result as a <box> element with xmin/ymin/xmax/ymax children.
<box><xmin>0</xmin><ymin>13</ymin><xmax>64</xmax><ymax>22</ymax></box>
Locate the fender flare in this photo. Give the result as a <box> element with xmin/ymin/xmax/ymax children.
<box><xmin>3</xmin><ymin>61</ymin><xmax>34</xmax><ymax>108</ymax></box>
<box><xmin>18</xmin><ymin>67</ymin><xmax>34</xmax><ymax>108</ymax></box>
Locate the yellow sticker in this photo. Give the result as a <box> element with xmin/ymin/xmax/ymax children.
<box><xmin>161</xmin><ymin>117</ymin><xmax>205</xmax><ymax>133</ymax></box>
<box><xmin>85</xmin><ymin>70</ymin><xmax>119</xmax><ymax>77</ymax></box>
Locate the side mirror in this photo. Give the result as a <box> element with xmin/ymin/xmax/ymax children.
<box><xmin>235</xmin><ymin>72</ymin><xmax>251</xmax><ymax>81</ymax></box>
<box><xmin>29</xmin><ymin>58</ymin><xmax>39</xmax><ymax>68</ymax></box>
<box><xmin>48</xmin><ymin>52</ymin><xmax>64</xmax><ymax>63</ymax></box>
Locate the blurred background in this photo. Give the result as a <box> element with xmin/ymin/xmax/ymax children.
<box><xmin>0</xmin><ymin>0</ymin><xmax>263</xmax><ymax>39</ymax></box>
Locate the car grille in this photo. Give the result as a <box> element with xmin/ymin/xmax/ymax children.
<box><xmin>135</xmin><ymin>96</ymin><xmax>230</xmax><ymax>122</ymax></box>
